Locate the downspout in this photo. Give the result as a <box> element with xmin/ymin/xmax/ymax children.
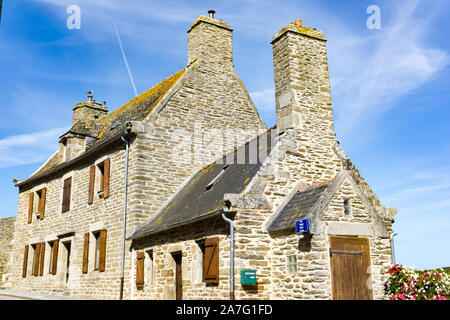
<box><xmin>119</xmin><ymin>135</ymin><xmax>130</xmax><ymax>300</ymax></box>
<box><xmin>390</xmin><ymin>231</ymin><xmax>398</xmax><ymax>265</ymax></box>
<box><xmin>221</xmin><ymin>212</ymin><xmax>235</xmax><ymax>300</ymax></box>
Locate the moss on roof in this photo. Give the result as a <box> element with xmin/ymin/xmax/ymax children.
<box><xmin>130</xmin><ymin>129</ymin><xmax>277</xmax><ymax>239</ymax></box>
<box><xmin>23</xmin><ymin>67</ymin><xmax>186</xmax><ymax>184</ymax></box>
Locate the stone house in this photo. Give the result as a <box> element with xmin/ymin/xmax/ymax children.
<box><xmin>6</xmin><ymin>13</ymin><xmax>396</xmax><ymax>300</ymax></box>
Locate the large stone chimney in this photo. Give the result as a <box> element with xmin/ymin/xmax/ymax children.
<box><xmin>271</xmin><ymin>20</ymin><xmax>335</xmax><ymax>146</ymax></box>
<box><xmin>187</xmin><ymin>12</ymin><xmax>233</xmax><ymax>65</ymax></box>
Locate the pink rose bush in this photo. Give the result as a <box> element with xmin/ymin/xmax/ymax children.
<box><xmin>384</xmin><ymin>264</ymin><xmax>450</xmax><ymax>300</ymax></box>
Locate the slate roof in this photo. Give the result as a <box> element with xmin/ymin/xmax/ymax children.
<box><xmin>267</xmin><ymin>180</ymin><xmax>333</xmax><ymax>232</ymax></box>
<box><xmin>130</xmin><ymin>128</ymin><xmax>277</xmax><ymax>239</ymax></box>
<box><xmin>23</xmin><ymin>67</ymin><xmax>186</xmax><ymax>183</ymax></box>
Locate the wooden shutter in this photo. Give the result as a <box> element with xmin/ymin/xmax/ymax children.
<box><xmin>98</xmin><ymin>229</ymin><xmax>107</xmax><ymax>272</ymax></box>
<box><xmin>22</xmin><ymin>245</ymin><xmax>29</xmax><ymax>278</ymax></box>
<box><xmin>88</xmin><ymin>165</ymin><xmax>95</xmax><ymax>204</ymax></box>
<box><xmin>203</xmin><ymin>237</ymin><xmax>219</xmax><ymax>283</ymax></box>
<box><xmin>39</xmin><ymin>242</ymin><xmax>45</xmax><ymax>276</ymax></box>
<box><xmin>62</xmin><ymin>177</ymin><xmax>72</xmax><ymax>213</ymax></box>
<box><xmin>33</xmin><ymin>243</ymin><xmax>41</xmax><ymax>276</ymax></box>
<box><xmin>28</xmin><ymin>193</ymin><xmax>34</xmax><ymax>224</ymax></box>
<box><xmin>136</xmin><ymin>251</ymin><xmax>145</xmax><ymax>290</ymax></box>
<box><xmin>38</xmin><ymin>188</ymin><xmax>47</xmax><ymax>220</ymax></box>
<box><xmin>51</xmin><ymin>240</ymin><xmax>59</xmax><ymax>275</ymax></box>
<box><xmin>103</xmin><ymin>158</ymin><xmax>110</xmax><ymax>199</ymax></box>
<box><xmin>82</xmin><ymin>233</ymin><xmax>89</xmax><ymax>274</ymax></box>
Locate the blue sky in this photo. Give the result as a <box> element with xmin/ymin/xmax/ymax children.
<box><xmin>0</xmin><ymin>0</ymin><xmax>449</xmax><ymax>270</ymax></box>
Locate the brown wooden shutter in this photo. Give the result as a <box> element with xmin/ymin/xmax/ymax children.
<box><xmin>39</xmin><ymin>242</ymin><xmax>45</xmax><ymax>276</ymax></box>
<box><xmin>22</xmin><ymin>245</ymin><xmax>29</xmax><ymax>278</ymax></box>
<box><xmin>33</xmin><ymin>243</ymin><xmax>41</xmax><ymax>276</ymax></box>
<box><xmin>62</xmin><ymin>177</ymin><xmax>72</xmax><ymax>213</ymax></box>
<box><xmin>136</xmin><ymin>251</ymin><xmax>145</xmax><ymax>290</ymax></box>
<box><xmin>38</xmin><ymin>188</ymin><xmax>47</xmax><ymax>220</ymax></box>
<box><xmin>99</xmin><ymin>229</ymin><xmax>107</xmax><ymax>272</ymax></box>
<box><xmin>203</xmin><ymin>237</ymin><xmax>219</xmax><ymax>283</ymax></box>
<box><xmin>51</xmin><ymin>240</ymin><xmax>59</xmax><ymax>275</ymax></box>
<box><xmin>28</xmin><ymin>193</ymin><xmax>34</xmax><ymax>224</ymax></box>
<box><xmin>103</xmin><ymin>158</ymin><xmax>110</xmax><ymax>199</ymax></box>
<box><xmin>88</xmin><ymin>165</ymin><xmax>95</xmax><ymax>204</ymax></box>
<box><xmin>82</xmin><ymin>233</ymin><xmax>89</xmax><ymax>274</ymax></box>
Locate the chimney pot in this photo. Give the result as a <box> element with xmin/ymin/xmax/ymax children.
<box><xmin>294</xmin><ymin>19</ymin><xmax>302</xmax><ymax>26</ymax></box>
<box><xmin>208</xmin><ymin>10</ymin><xmax>215</xmax><ymax>19</ymax></box>
<box><xmin>86</xmin><ymin>90</ymin><xmax>94</xmax><ymax>102</ymax></box>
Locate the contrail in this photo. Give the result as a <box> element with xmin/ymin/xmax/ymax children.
<box><xmin>113</xmin><ymin>21</ymin><xmax>138</xmax><ymax>97</ymax></box>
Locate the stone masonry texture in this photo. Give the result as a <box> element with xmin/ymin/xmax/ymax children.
<box><xmin>5</xmin><ymin>16</ymin><xmax>396</xmax><ymax>300</ymax></box>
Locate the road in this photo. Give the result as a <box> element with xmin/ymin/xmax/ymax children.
<box><xmin>0</xmin><ymin>293</ymin><xmax>29</xmax><ymax>300</ymax></box>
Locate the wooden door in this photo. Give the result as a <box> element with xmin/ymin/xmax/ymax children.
<box><xmin>329</xmin><ymin>236</ymin><xmax>373</xmax><ymax>300</ymax></box>
<box><xmin>173</xmin><ymin>252</ymin><xmax>182</xmax><ymax>300</ymax></box>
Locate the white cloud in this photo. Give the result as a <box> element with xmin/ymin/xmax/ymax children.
<box><xmin>0</xmin><ymin>128</ymin><xmax>67</xmax><ymax>168</ymax></box>
<box><xmin>331</xmin><ymin>0</ymin><xmax>449</xmax><ymax>140</ymax></box>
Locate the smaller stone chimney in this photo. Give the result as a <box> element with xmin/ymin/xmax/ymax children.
<box><xmin>187</xmin><ymin>11</ymin><xmax>233</xmax><ymax>65</ymax></box>
<box><xmin>271</xmin><ymin>20</ymin><xmax>335</xmax><ymax>142</ymax></box>
<box><xmin>72</xmin><ymin>91</ymin><xmax>108</xmax><ymax>126</ymax></box>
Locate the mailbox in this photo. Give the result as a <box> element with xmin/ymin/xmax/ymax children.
<box><xmin>240</xmin><ymin>270</ymin><xmax>257</xmax><ymax>285</ymax></box>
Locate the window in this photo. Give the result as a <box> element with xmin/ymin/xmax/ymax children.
<box><xmin>36</xmin><ymin>188</ymin><xmax>47</xmax><ymax>220</ymax></box>
<box><xmin>146</xmin><ymin>250</ymin><xmax>154</xmax><ymax>285</ymax></box>
<box><xmin>203</xmin><ymin>237</ymin><xmax>219</xmax><ymax>283</ymax></box>
<box><xmin>344</xmin><ymin>198</ymin><xmax>351</xmax><ymax>217</ymax></box>
<box><xmin>31</xmin><ymin>243</ymin><xmax>40</xmax><ymax>276</ymax></box>
<box><xmin>48</xmin><ymin>239</ymin><xmax>59</xmax><ymax>275</ymax></box>
<box><xmin>88</xmin><ymin>158</ymin><xmax>110</xmax><ymax>204</ymax></box>
<box><xmin>93</xmin><ymin>229</ymin><xmax>107</xmax><ymax>272</ymax></box>
<box><xmin>287</xmin><ymin>255</ymin><xmax>297</xmax><ymax>274</ymax></box>
<box><xmin>62</xmin><ymin>177</ymin><xmax>72</xmax><ymax>213</ymax></box>
<box><xmin>28</xmin><ymin>188</ymin><xmax>47</xmax><ymax>223</ymax></box>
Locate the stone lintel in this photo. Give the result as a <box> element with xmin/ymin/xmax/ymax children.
<box><xmin>326</xmin><ymin>222</ymin><xmax>374</xmax><ymax>237</ymax></box>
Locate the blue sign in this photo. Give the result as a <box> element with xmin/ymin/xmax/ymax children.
<box><xmin>295</xmin><ymin>219</ymin><xmax>310</xmax><ymax>234</ymax></box>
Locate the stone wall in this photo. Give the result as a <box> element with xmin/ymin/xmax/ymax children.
<box><xmin>131</xmin><ymin>217</ymin><xmax>230</xmax><ymax>300</ymax></box>
<box><xmin>7</xmin><ymin>143</ymin><xmax>128</xmax><ymax>298</ymax></box>
<box><xmin>7</xmin><ymin>15</ymin><xmax>266</xmax><ymax>300</ymax></box>
<box><xmin>0</xmin><ymin>217</ymin><xmax>15</xmax><ymax>288</ymax></box>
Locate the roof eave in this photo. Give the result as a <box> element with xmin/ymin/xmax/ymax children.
<box><xmin>16</xmin><ymin>130</ymin><xmax>135</xmax><ymax>188</ymax></box>
<box><xmin>128</xmin><ymin>208</ymin><xmax>225</xmax><ymax>241</ymax></box>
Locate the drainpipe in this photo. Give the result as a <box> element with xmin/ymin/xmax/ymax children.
<box><xmin>119</xmin><ymin>135</ymin><xmax>130</xmax><ymax>300</ymax></box>
<box><xmin>390</xmin><ymin>231</ymin><xmax>398</xmax><ymax>265</ymax></box>
<box><xmin>221</xmin><ymin>212</ymin><xmax>235</xmax><ymax>300</ymax></box>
